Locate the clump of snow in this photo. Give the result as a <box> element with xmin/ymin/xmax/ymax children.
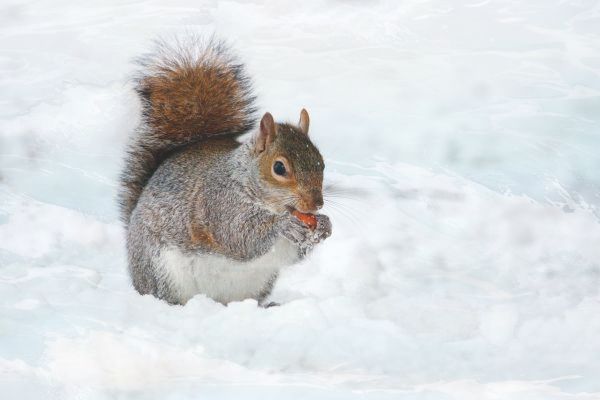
<box><xmin>1</xmin><ymin>1</ymin><xmax>600</xmax><ymax>399</ymax></box>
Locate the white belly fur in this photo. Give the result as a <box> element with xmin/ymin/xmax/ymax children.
<box><xmin>158</xmin><ymin>238</ymin><xmax>299</xmax><ymax>304</ymax></box>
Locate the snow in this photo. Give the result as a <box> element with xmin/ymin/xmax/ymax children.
<box><xmin>1</xmin><ymin>0</ymin><xmax>600</xmax><ymax>399</ymax></box>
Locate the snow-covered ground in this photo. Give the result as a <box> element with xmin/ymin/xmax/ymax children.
<box><xmin>1</xmin><ymin>1</ymin><xmax>600</xmax><ymax>399</ymax></box>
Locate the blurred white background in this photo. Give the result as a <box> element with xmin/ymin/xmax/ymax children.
<box><xmin>1</xmin><ymin>1</ymin><xmax>600</xmax><ymax>399</ymax></box>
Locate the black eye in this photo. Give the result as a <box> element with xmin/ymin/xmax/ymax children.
<box><xmin>273</xmin><ymin>161</ymin><xmax>286</xmax><ymax>176</ymax></box>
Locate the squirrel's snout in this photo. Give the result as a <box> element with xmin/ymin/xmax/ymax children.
<box><xmin>298</xmin><ymin>190</ymin><xmax>323</xmax><ymax>213</ymax></box>
<box><xmin>313</xmin><ymin>192</ymin><xmax>324</xmax><ymax>210</ymax></box>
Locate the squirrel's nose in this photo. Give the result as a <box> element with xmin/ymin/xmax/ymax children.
<box><xmin>298</xmin><ymin>190</ymin><xmax>323</xmax><ymax>213</ymax></box>
<box><xmin>312</xmin><ymin>190</ymin><xmax>324</xmax><ymax>210</ymax></box>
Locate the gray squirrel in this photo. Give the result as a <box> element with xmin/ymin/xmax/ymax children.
<box><xmin>119</xmin><ymin>37</ymin><xmax>332</xmax><ymax>306</ymax></box>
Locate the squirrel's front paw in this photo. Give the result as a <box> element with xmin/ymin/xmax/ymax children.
<box><xmin>313</xmin><ymin>214</ymin><xmax>332</xmax><ymax>242</ymax></box>
<box><xmin>282</xmin><ymin>213</ymin><xmax>332</xmax><ymax>257</ymax></box>
<box><xmin>281</xmin><ymin>216</ymin><xmax>313</xmax><ymax>252</ymax></box>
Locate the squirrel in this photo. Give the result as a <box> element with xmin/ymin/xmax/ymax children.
<box><xmin>119</xmin><ymin>37</ymin><xmax>332</xmax><ymax>306</ymax></box>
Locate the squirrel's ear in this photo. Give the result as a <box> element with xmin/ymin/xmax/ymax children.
<box><xmin>255</xmin><ymin>112</ymin><xmax>276</xmax><ymax>153</ymax></box>
<box><xmin>298</xmin><ymin>109</ymin><xmax>310</xmax><ymax>136</ymax></box>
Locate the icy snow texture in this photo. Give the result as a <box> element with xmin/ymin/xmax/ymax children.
<box><xmin>1</xmin><ymin>0</ymin><xmax>600</xmax><ymax>399</ymax></box>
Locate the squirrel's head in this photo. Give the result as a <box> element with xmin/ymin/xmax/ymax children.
<box><xmin>253</xmin><ymin>109</ymin><xmax>324</xmax><ymax>215</ymax></box>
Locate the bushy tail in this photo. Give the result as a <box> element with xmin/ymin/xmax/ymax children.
<box><xmin>119</xmin><ymin>36</ymin><xmax>257</xmax><ymax>224</ymax></box>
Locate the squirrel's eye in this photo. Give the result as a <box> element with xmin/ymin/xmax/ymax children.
<box><xmin>273</xmin><ymin>161</ymin><xmax>286</xmax><ymax>176</ymax></box>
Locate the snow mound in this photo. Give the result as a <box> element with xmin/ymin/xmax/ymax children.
<box><xmin>2</xmin><ymin>166</ymin><xmax>600</xmax><ymax>399</ymax></box>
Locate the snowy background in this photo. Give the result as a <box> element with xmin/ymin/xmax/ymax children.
<box><xmin>1</xmin><ymin>0</ymin><xmax>600</xmax><ymax>399</ymax></box>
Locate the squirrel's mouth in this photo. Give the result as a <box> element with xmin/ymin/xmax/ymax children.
<box><xmin>286</xmin><ymin>206</ymin><xmax>318</xmax><ymax>229</ymax></box>
<box><xmin>286</xmin><ymin>205</ymin><xmax>299</xmax><ymax>215</ymax></box>
<box><xmin>286</xmin><ymin>205</ymin><xmax>316</xmax><ymax>216</ymax></box>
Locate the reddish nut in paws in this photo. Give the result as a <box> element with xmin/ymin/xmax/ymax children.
<box><xmin>291</xmin><ymin>210</ymin><xmax>317</xmax><ymax>230</ymax></box>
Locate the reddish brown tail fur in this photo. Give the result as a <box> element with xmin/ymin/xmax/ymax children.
<box><xmin>119</xmin><ymin>36</ymin><xmax>257</xmax><ymax>223</ymax></box>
